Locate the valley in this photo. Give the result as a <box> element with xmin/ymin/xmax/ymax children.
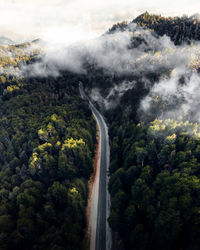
<box><xmin>1</xmin><ymin>11</ymin><xmax>200</xmax><ymax>250</ymax></box>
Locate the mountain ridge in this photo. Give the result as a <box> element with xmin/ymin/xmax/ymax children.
<box><xmin>107</xmin><ymin>12</ymin><xmax>200</xmax><ymax>45</ymax></box>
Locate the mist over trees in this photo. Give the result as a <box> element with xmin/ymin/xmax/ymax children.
<box><xmin>83</xmin><ymin>13</ymin><xmax>200</xmax><ymax>250</ymax></box>
<box><xmin>1</xmin><ymin>11</ymin><xmax>200</xmax><ymax>250</ymax></box>
<box><xmin>0</xmin><ymin>45</ymin><xmax>97</xmax><ymax>249</ymax></box>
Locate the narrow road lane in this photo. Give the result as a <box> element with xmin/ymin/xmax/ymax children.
<box><xmin>79</xmin><ymin>82</ymin><xmax>112</xmax><ymax>250</ymax></box>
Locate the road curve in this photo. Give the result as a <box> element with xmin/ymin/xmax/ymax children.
<box><xmin>79</xmin><ymin>82</ymin><xmax>112</xmax><ymax>250</ymax></box>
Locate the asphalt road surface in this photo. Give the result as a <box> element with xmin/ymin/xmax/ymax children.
<box><xmin>79</xmin><ymin>82</ymin><xmax>112</xmax><ymax>250</ymax></box>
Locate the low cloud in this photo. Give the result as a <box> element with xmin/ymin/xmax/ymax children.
<box><xmin>3</xmin><ymin>19</ymin><xmax>200</xmax><ymax>123</ymax></box>
<box><xmin>90</xmin><ymin>80</ymin><xmax>136</xmax><ymax>110</ymax></box>
<box><xmin>22</xmin><ymin>23</ymin><xmax>176</xmax><ymax>76</ymax></box>
<box><xmin>22</xmin><ymin>21</ymin><xmax>200</xmax><ymax>78</ymax></box>
<box><xmin>1</xmin><ymin>0</ymin><xmax>199</xmax><ymax>43</ymax></box>
<box><xmin>140</xmin><ymin>68</ymin><xmax>200</xmax><ymax>122</ymax></box>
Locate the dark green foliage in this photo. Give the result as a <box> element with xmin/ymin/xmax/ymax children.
<box><xmin>1</xmin><ymin>12</ymin><xmax>200</xmax><ymax>250</ymax></box>
<box><xmin>108</xmin><ymin>12</ymin><xmax>200</xmax><ymax>45</ymax></box>
<box><xmin>133</xmin><ymin>12</ymin><xmax>200</xmax><ymax>45</ymax></box>
<box><xmin>108</xmin><ymin>120</ymin><xmax>200</xmax><ymax>250</ymax></box>
<box><xmin>0</xmin><ymin>69</ymin><xmax>96</xmax><ymax>249</ymax></box>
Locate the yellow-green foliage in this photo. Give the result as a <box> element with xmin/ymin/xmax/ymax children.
<box><xmin>55</xmin><ymin>141</ymin><xmax>61</xmax><ymax>148</ymax></box>
<box><xmin>51</xmin><ymin>114</ymin><xmax>58</xmax><ymax>122</ymax></box>
<box><xmin>38</xmin><ymin>129</ymin><xmax>48</xmax><ymax>141</ymax></box>
<box><xmin>0</xmin><ymin>76</ymin><xmax>6</xmax><ymax>84</ymax></box>
<box><xmin>69</xmin><ymin>187</ymin><xmax>79</xmax><ymax>194</ymax></box>
<box><xmin>147</xmin><ymin>119</ymin><xmax>166</xmax><ymax>137</ymax></box>
<box><xmin>0</xmin><ymin>42</ymin><xmax>41</xmax><ymax>95</ymax></box>
<box><xmin>4</xmin><ymin>85</ymin><xmax>20</xmax><ymax>93</ymax></box>
<box><xmin>165</xmin><ymin>133</ymin><xmax>176</xmax><ymax>143</ymax></box>
<box><xmin>147</xmin><ymin>118</ymin><xmax>200</xmax><ymax>140</ymax></box>
<box><xmin>62</xmin><ymin>138</ymin><xmax>85</xmax><ymax>150</ymax></box>
<box><xmin>38</xmin><ymin>142</ymin><xmax>52</xmax><ymax>152</ymax></box>
<box><xmin>0</xmin><ymin>44</ymin><xmax>40</xmax><ymax>69</ymax></box>
<box><xmin>47</xmin><ymin>123</ymin><xmax>56</xmax><ymax>136</ymax></box>
<box><xmin>29</xmin><ymin>152</ymin><xmax>41</xmax><ymax>168</ymax></box>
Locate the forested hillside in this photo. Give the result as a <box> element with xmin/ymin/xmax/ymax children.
<box><xmin>84</xmin><ymin>13</ymin><xmax>200</xmax><ymax>250</ymax></box>
<box><xmin>1</xmin><ymin>11</ymin><xmax>200</xmax><ymax>250</ymax></box>
<box><xmin>133</xmin><ymin>12</ymin><xmax>200</xmax><ymax>45</ymax></box>
<box><xmin>0</xmin><ymin>44</ymin><xmax>97</xmax><ymax>250</ymax></box>
<box><xmin>109</xmin><ymin>119</ymin><xmax>200</xmax><ymax>250</ymax></box>
<box><xmin>109</xmin><ymin>12</ymin><xmax>200</xmax><ymax>45</ymax></box>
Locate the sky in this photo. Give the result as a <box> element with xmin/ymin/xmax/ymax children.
<box><xmin>0</xmin><ymin>0</ymin><xmax>200</xmax><ymax>43</ymax></box>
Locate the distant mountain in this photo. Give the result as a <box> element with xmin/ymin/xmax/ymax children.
<box><xmin>108</xmin><ymin>12</ymin><xmax>200</xmax><ymax>45</ymax></box>
<box><xmin>132</xmin><ymin>12</ymin><xmax>200</xmax><ymax>45</ymax></box>
<box><xmin>0</xmin><ymin>35</ymin><xmax>15</xmax><ymax>45</ymax></box>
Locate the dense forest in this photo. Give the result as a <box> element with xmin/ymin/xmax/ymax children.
<box><xmin>0</xmin><ymin>44</ymin><xmax>97</xmax><ymax>249</ymax></box>
<box><xmin>109</xmin><ymin>12</ymin><xmax>200</xmax><ymax>45</ymax></box>
<box><xmin>109</xmin><ymin>119</ymin><xmax>200</xmax><ymax>249</ymax></box>
<box><xmin>85</xmin><ymin>13</ymin><xmax>200</xmax><ymax>250</ymax></box>
<box><xmin>1</xmin><ymin>12</ymin><xmax>200</xmax><ymax>250</ymax></box>
<box><xmin>104</xmin><ymin>14</ymin><xmax>200</xmax><ymax>250</ymax></box>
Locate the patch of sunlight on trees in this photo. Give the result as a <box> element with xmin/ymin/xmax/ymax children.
<box><xmin>0</xmin><ymin>41</ymin><xmax>41</xmax><ymax>98</ymax></box>
<box><xmin>29</xmin><ymin>152</ymin><xmax>41</xmax><ymax>168</ymax></box>
<box><xmin>38</xmin><ymin>142</ymin><xmax>52</xmax><ymax>152</ymax></box>
<box><xmin>38</xmin><ymin>129</ymin><xmax>48</xmax><ymax>141</ymax></box>
<box><xmin>55</xmin><ymin>141</ymin><xmax>61</xmax><ymax>148</ymax></box>
<box><xmin>0</xmin><ymin>76</ymin><xmax>6</xmax><ymax>84</ymax></box>
<box><xmin>69</xmin><ymin>187</ymin><xmax>79</xmax><ymax>194</ymax></box>
<box><xmin>4</xmin><ymin>85</ymin><xmax>20</xmax><ymax>93</ymax></box>
<box><xmin>147</xmin><ymin>119</ymin><xmax>200</xmax><ymax>140</ymax></box>
<box><xmin>51</xmin><ymin>114</ymin><xmax>58</xmax><ymax>122</ymax></box>
<box><xmin>147</xmin><ymin>119</ymin><xmax>166</xmax><ymax>137</ymax></box>
<box><xmin>165</xmin><ymin>133</ymin><xmax>176</xmax><ymax>143</ymax></box>
<box><xmin>62</xmin><ymin>138</ymin><xmax>85</xmax><ymax>150</ymax></box>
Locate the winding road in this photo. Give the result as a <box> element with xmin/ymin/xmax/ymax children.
<box><xmin>79</xmin><ymin>82</ymin><xmax>112</xmax><ymax>250</ymax></box>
